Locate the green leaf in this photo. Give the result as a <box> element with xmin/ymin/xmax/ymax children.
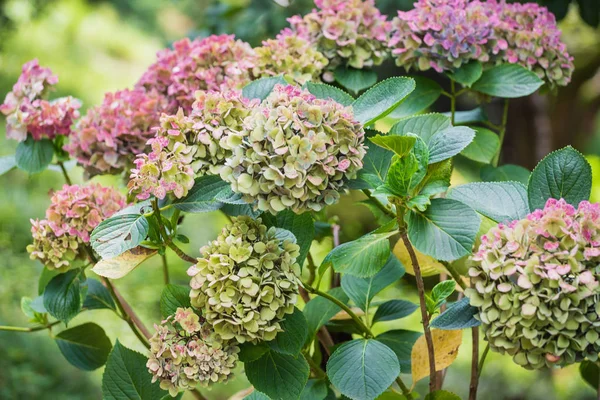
<box><xmin>0</xmin><ymin>154</ymin><xmax>16</xmax><ymax>176</ymax></box>
<box><xmin>171</xmin><ymin>175</ymin><xmax>229</xmax><ymax>213</ymax></box>
<box><xmin>102</xmin><ymin>341</ymin><xmax>167</xmax><ymax>400</ymax></box>
<box><xmin>244</xmin><ymin>391</ymin><xmax>271</xmax><ymax>400</ymax></box>
<box><xmin>372</xmin><ymin>300</ymin><xmax>418</xmax><ymax>324</ymax></box>
<box><xmin>368</xmin><ymin>135</ymin><xmax>416</xmax><ymax>157</ymax></box>
<box><xmin>527</xmin><ymin>146</ymin><xmax>592</xmax><ymax>210</ymax></box>
<box><xmin>267</xmin><ymin>307</ymin><xmax>308</xmax><ymax>356</ymax></box>
<box><xmin>83</xmin><ymin>278</ymin><xmax>115</xmax><ymax>311</ymax></box>
<box><xmin>407</xmin><ymin>195</ymin><xmax>431</xmax><ymax>212</ymax></box>
<box><xmin>407</xmin><ymin>198</ymin><xmax>480</xmax><ymax>262</ymax></box>
<box><xmin>245</xmin><ymin>350</ymin><xmax>310</xmax><ymax>400</ymax></box>
<box><xmin>334</xmin><ymin>66</ymin><xmax>377</xmax><ymax>95</ymax></box>
<box><xmin>471</xmin><ymin>64</ymin><xmax>544</xmax><ymax>98</ymax></box>
<box><xmin>55</xmin><ymin>323</ymin><xmax>112</xmax><ymax>371</ymax></box>
<box><xmin>448</xmin><ymin>182</ymin><xmax>529</xmax><ymax>223</ymax></box>
<box><xmin>355</xmin><ymin>133</ymin><xmax>394</xmax><ymax>188</ymax></box>
<box><xmin>39</xmin><ymin>267</ymin><xmax>60</xmax><ymax>295</ymax></box>
<box><xmin>432</xmin><ymin>281</ymin><xmax>456</xmax><ymax>302</ymax></box>
<box><xmin>15</xmin><ymin>135</ymin><xmax>54</xmax><ymax>173</ymax></box>
<box><xmin>341</xmin><ymin>254</ymin><xmax>405</xmax><ymax>311</ymax></box>
<box><xmin>390</xmin><ymin>113</ymin><xmax>451</xmax><ymax>143</ymax></box>
<box><xmin>425</xmin><ymin>390</ymin><xmax>461</xmax><ymax>400</ymax></box>
<box><xmin>300</xmin><ymin>379</ymin><xmax>328</xmax><ymax>400</ymax></box>
<box><xmin>323</xmin><ymin>231</ymin><xmax>396</xmax><ymax>278</ymax></box>
<box><xmin>304</xmin><ymin>287</ymin><xmax>349</xmax><ymax>336</ymax></box>
<box><xmin>578</xmin><ymin>0</ymin><xmax>600</xmax><ymax>27</ymax></box>
<box><xmin>243</xmin><ymin>75</ymin><xmax>287</xmax><ymax>100</ymax></box>
<box><xmin>30</xmin><ymin>295</ymin><xmax>47</xmax><ymax>313</ymax></box>
<box><xmin>384</xmin><ymin>154</ymin><xmax>420</xmax><ymax>197</ymax></box>
<box><xmin>21</xmin><ymin>297</ymin><xmax>37</xmax><ymax>319</ymax></box>
<box><xmin>239</xmin><ymin>341</ymin><xmax>270</xmax><ymax>363</ymax></box>
<box><xmin>43</xmin><ymin>270</ymin><xmax>83</xmax><ymax>323</ymax></box>
<box><xmin>91</xmin><ymin>247</ymin><xmax>156</xmax><ymax>279</ymax></box>
<box><xmin>222</xmin><ymin>203</ymin><xmax>261</xmax><ymax>218</ymax></box>
<box><xmin>91</xmin><ymin>214</ymin><xmax>149</xmax><ymax>259</ymax></box>
<box><xmin>430</xmin><ymin>297</ymin><xmax>481</xmax><ymax>330</ymax></box>
<box><xmin>443</xmin><ymin>107</ymin><xmax>487</xmax><ymax>125</ymax></box>
<box><xmin>327</xmin><ymin>339</ymin><xmax>400</xmax><ymax>400</ymax></box>
<box><xmin>579</xmin><ymin>360</ymin><xmax>599</xmax><ymax>391</ymax></box>
<box><xmin>160</xmin><ymin>284</ymin><xmax>191</xmax><ymax>318</ymax></box>
<box><xmin>460</xmin><ymin>127</ymin><xmax>500</xmax><ymax>164</ymax></box>
<box><xmin>427</xmin><ymin>126</ymin><xmax>475</xmax><ymax>164</ymax></box>
<box><xmin>353</xmin><ymin>77</ymin><xmax>416</xmax><ymax>126</ymax></box>
<box><xmin>389</xmin><ymin>76</ymin><xmax>442</xmax><ymax>119</ymax></box>
<box><xmin>447</xmin><ymin>61</ymin><xmax>483</xmax><ymax>87</ymax></box>
<box><xmin>305</xmin><ymin>82</ymin><xmax>354</xmax><ymax>106</ymax></box>
<box><xmin>481</xmin><ymin>164</ymin><xmax>530</xmax><ymax>185</ymax></box>
<box><xmin>375</xmin><ymin>330</ymin><xmax>421</xmax><ymax>374</ymax></box>
<box><xmin>262</xmin><ymin>210</ymin><xmax>314</xmax><ymax>268</ymax></box>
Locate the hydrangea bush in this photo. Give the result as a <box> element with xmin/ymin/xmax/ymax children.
<box><xmin>1</xmin><ymin>1</ymin><xmax>595</xmax><ymax>399</ymax></box>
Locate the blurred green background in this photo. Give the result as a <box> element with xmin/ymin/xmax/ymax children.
<box><xmin>1</xmin><ymin>0</ymin><xmax>600</xmax><ymax>399</ymax></box>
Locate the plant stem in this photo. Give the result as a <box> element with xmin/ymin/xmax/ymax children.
<box><xmin>160</xmin><ymin>253</ymin><xmax>170</xmax><ymax>285</ymax></box>
<box><xmin>469</xmin><ymin>327</ymin><xmax>480</xmax><ymax>400</ymax></box>
<box><xmin>152</xmin><ymin>199</ymin><xmax>196</xmax><ymax>263</ymax></box>
<box><xmin>444</xmin><ymin>262</ymin><xmax>467</xmax><ymax>291</ymax></box>
<box><xmin>304</xmin><ymin>352</ymin><xmax>327</xmax><ymax>379</ymax></box>
<box><xmin>396</xmin><ymin>377</ymin><xmax>411</xmax><ymax>395</ymax></box>
<box><xmin>361</xmin><ymin>189</ymin><xmax>395</xmax><ymax>219</ymax></box>
<box><xmin>492</xmin><ymin>99</ymin><xmax>510</xmax><ymax>167</ymax></box>
<box><xmin>450</xmin><ymin>80</ymin><xmax>456</xmax><ymax>125</ymax></box>
<box><xmin>478</xmin><ymin>344</ymin><xmax>490</xmax><ymax>378</ymax></box>
<box><xmin>0</xmin><ymin>320</ymin><xmax>60</xmax><ymax>332</ymax></box>
<box><xmin>400</xmin><ymin>231</ymin><xmax>437</xmax><ymax>393</ymax></box>
<box><xmin>57</xmin><ymin>161</ymin><xmax>72</xmax><ymax>185</ymax></box>
<box><xmin>306</xmin><ymin>252</ymin><xmax>317</xmax><ymax>286</ymax></box>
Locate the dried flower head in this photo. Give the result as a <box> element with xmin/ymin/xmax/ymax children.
<box><xmin>27</xmin><ymin>184</ymin><xmax>126</xmax><ymax>270</ymax></box>
<box><xmin>66</xmin><ymin>88</ymin><xmax>167</xmax><ymax>177</ymax></box>
<box><xmin>220</xmin><ymin>84</ymin><xmax>366</xmax><ymax>214</ymax></box>
<box><xmin>288</xmin><ymin>0</ymin><xmax>389</xmax><ymax>70</ymax></box>
<box><xmin>136</xmin><ymin>35</ymin><xmax>256</xmax><ymax>113</ymax></box>
<box><xmin>467</xmin><ymin>198</ymin><xmax>600</xmax><ymax>369</ymax></box>
<box><xmin>147</xmin><ymin>307</ymin><xmax>239</xmax><ymax>397</ymax></box>
<box><xmin>188</xmin><ymin>216</ymin><xmax>301</xmax><ymax>343</ymax></box>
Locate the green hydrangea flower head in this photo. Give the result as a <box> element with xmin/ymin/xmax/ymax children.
<box><xmin>147</xmin><ymin>307</ymin><xmax>239</xmax><ymax>397</ymax></box>
<box><xmin>467</xmin><ymin>198</ymin><xmax>600</xmax><ymax>369</ymax></box>
<box><xmin>188</xmin><ymin>216</ymin><xmax>301</xmax><ymax>343</ymax></box>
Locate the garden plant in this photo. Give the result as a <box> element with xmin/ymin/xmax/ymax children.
<box><xmin>1</xmin><ymin>0</ymin><xmax>598</xmax><ymax>399</ymax></box>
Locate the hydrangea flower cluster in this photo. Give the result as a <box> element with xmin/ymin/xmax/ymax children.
<box><xmin>136</xmin><ymin>35</ymin><xmax>256</xmax><ymax>113</ymax></box>
<box><xmin>467</xmin><ymin>198</ymin><xmax>600</xmax><ymax>369</ymax></box>
<box><xmin>287</xmin><ymin>0</ymin><xmax>389</xmax><ymax>70</ymax></box>
<box><xmin>220</xmin><ymin>84</ymin><xmax>366</xmax><ymax>214</ymax></box>
<box><xmin>128</xmin><ymin>91</ymin><xmax>257</xmax><ymax>200</ymax></box>
<box><xmin>147</xmin><ymin>307</ymin><xmax>239</xmax><ymax>396</ymax></box>
<box><xmin>66</xmin><ymin>88</ymin><xmax>167</xmax><ymax>177</ymax></box>
<box><xmin>27</xmin><ymin>184</ymin><xmax>126</xmax><ymax>270</ymax></box>
<box><xmin>0</xmin><ymin>59</ymin><xmax>80</xmax><ymax>141</ymax></box>
<box><xmin>188</xmin><ymin>216</ymin><xmax>300</xmax><ymax>343</ymax></box>
<box><xmin>253</xmin><ymin>29</ymin><xmax>329</xmax><ymax>85</ymax></box>
<box><xmin>387</xmin><ymin>0</ymin><xmax>573</xmax><ymax>87</ymax></box>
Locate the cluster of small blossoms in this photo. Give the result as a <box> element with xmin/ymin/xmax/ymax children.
<box><xmin>147</xmin><ymin>307</ymin><xmax>239</xmax><ymax>397</ymax></box>
<box><xmin>253</xmin><ymin>29</ymin><xmax>329</xmax><ymax>85</ymax></box>
<box><xmin>0</xmin><ymin>59</ymin><xmax>80</xmax><ymax>141</ymax></box>
<box><xmin>188</xmin><ymin>216</ymin><xmax>300</xmax><ymax>343</ymax></box>
<box><xmin>467</xmin><ymin>198</ymin><xmax>600</xmax><ymax>369</ymax></box>
<box><xmin>221</xmin><ymin>84</ymin><xmax>366</xmax><ymax>214</ymax></box>
<box><xmin>27</xmin><ymin>184</ymin><xmax>126</xmax><ymax>270</ymax></box>
<box><xmin>66</xmin><ymin>88</ymin><xmax>167</xmax><ymax>177</ymax></box>
<box><xmin>287</xmin><ymin>0</ymin><xmax>389</xmax><ymax>71</ymax></box>
<box><xmin>136</xmin><ymin>35</ymin><xmax>256</xmax><ymax>113</ymax></box>
<box><xmin>128</xmin><ymin>91</ymin><xmax>257</xmax><ymax>200</ymax></box>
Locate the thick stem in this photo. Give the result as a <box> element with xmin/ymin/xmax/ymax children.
<box><xmin>0</xmin><ymin>321</ymin><xmax>60</xmax><ymax>332</ymax></box>
<box><xmin>450</xmin><ymin>80</ymin><xmax>456</xmax><ymax>125</ymax></box>
<box><xmin>401</xmin><ymin>232</ymin><xmax>437</xmax><ymax>392</ymax></box>
<box><xmin>57</xmin><ymin>161</ymin><xmax>72</xmax><ymax>185</ymax></box>
<box><xmin>306</xmin><ymin>252</ymin><xmax>317</xmax><ymax>286</ymax></box>
<box><xmin>361</xmin><ymin>189</ymin><xmax>395</xmax><ymax>218</ymax></box>
<box><xmin>152</xmin><ymin>199</ymin><xmax>196</xmax><ymax>263</ymax></box>
<box><xmin>469</xmin><ymin>327</ymin><xmax>480</xmax><ymax>400</ymax></box>
<box><xmin>492</xmin><ymin>99</ymin><xmax>510</xmax><ymax>167</ymax></box>
<box><xmin>160</xmin><ymin>253</ymin><xmax>170</xmax><ymax>285</ymax></box>
<box><xmin>299</xmin><ymin>287</ymin><xmax>334</xmax><ymax>356</ymax></box>
<box><xmin>444</xmin><ymin>262</ymin><xmax>467</xmax><ymax>291</ymax></box>
<box><xmin>478</xmin><ymin>344</ymin><xmax>490</xmax><ymax>379</ymax></box>
<box><xmin>304</xmin><ymin>352</ymin><xmax>327</xmax><ymax>379</ymax></box>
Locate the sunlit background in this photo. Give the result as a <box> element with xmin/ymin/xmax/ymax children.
<box><xmin>1</xmin><ymin>0</ymin><xmax>600</xmax><ymax>399</ymax></box>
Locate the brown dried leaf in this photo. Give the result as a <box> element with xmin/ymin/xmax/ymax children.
<box><xmin>393</xmin><ymin>239</ymin><xmax>447</xmax><ymax>277</ymax></box>
<box><xmin>410</xmin><ymin>329</ymin><xmax>463</xmax><ymax>389</ymax></box>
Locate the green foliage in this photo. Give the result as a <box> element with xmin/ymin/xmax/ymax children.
<box><xmin>579</xmin><ymin>360</ymin><xmax>599</xmax><ymax>391</ymax></box>
<box><xmin>303</xmin><ymin>287</ymin><xmax>349</xmax><ymax>337</ymax></box>
<box><xmin>91</xmin><ymin>214</ymin><xmax>149</xmax><ymax>259</ymax></box>
<box><xmin>460</xmin><ymin>127</ymin><xmax>500</xmax><ymax>164</ymax></box>
<box><xmin>171</xmin><ymin>176</ymin><xmax>230</xmax><ymax>213</ymax></box>
<box><xmin>245</xmin><ymin>350</ymin><xmax>310</xmax><ymax>400</ymax></box>
<box><xmin>242</xmin><ymin>76</ymin><xmax>287</xmax><ymax>100</ymax></box>
<box><xmin>15</xmin><ymin>136</ymin><xmax>54</xmax><ymax>174</ymax></box>
<box><xmin>55</xmin><ymin>323</ymin><xmax>112</xmax><ymax>371</ymax></box>
<box><xmin>352</xmin><ymin>77</ymin><xmax>416</xmax><ymax>126</ymax></box>
<box><xmin>375</xmin><ymin>330</ymin><xmax>422</xmax><ymax>374</ymax></box>
<box><xmin>369</xmin><ymin>135</ymin><xmax>416</xmax><ymax>157</ymax></box>
<box><xmin>304</xmin><ymin>82</ymin><xmax>354</xmax><ymax>106</ymax></box>
<box><xmin>447</xmin><ymin>61</ymin><xmax>483</xmax><ymax>87</ymax></box>
<box><xmin>43</xmin><ymin>269</ymin><xmax>83</xmax><ymax>323</ymax></box>
<box><xmin>334</xmin><ymin>66</ymin><xmax>377</xmax><ymax>95</ymax></box>
<box><xmin>159</xmin><ymin>284</ymin><xmax>191</xmax><ymax>318</ymax></box>
<box><xmin>471</xmin><ymin>64</ymin><xmax>544</xmax><ymax>98</ymax></box>
<box><xmin>430</xmin><ymin>297</ymin><xmax>481</xmax><ymax>330</ymax></box>
<box><xmin>389</xmin><ymin>76</ymin><xmax>442</xmax><ymax>119</ymax></box>
<box><xmin>262</xmin><ymin>210</ymin><xmax>314</xmax><ymax>268</ymax></box>
<box><xmin>481</xmin><ymin>164</ymin><xmax>530</xmax><ymax>185</ymax></box>
<box><xmin>426</xmin><ymin>126</ymin><xmax>475</xmax><ymax>164</ymax></box>
<box><xmin>425</xmin><ymin>390</ymin><xmax>461</xmax><ymax>400</ymax></box>
<box><xmin>0</xmin><ymin>154</ymin><xmax>16</xmax><ymax>176</ymax></box>
<box><xmin>372</xmin><ymin>300</ymin><xmax>418</xmax><ymax>324</ymax></box>
<box><xmin>266</xmin><ymin>307</ymin><xmax>308</xmax><ymax>356</ymax></box>
<box><xmin>82</xmin><ymin>278</ymin><xmax>115</xmax><ymax>311</ymax></box>
<box><xmin>300</xmin><ymin>379</ymin><xmax>329</xmax><ymax>400</ymax></box>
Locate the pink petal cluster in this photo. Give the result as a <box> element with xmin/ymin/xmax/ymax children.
<box><xmin>288</xmin><ymin>0</ymin><xmax>390</xmax><ymax>70</ymax></box>
<box><xmin>27</xmin><ymin>184</ymin><xmax>126</xmax><ymax>270</ymax></box>
<box><xmin>1</xmin><ymin>59</ymin><xmax>80</xmax><ymax>141</ymax></box>
<box><xmin>65</xmin><ymin>88</ymin><xmax>167</xmax><ymax>178</ymax></box>
<box><xmin>136</xmin><ymin>35</ymin><xmax>256</xmax><ymax>113</ymax></box>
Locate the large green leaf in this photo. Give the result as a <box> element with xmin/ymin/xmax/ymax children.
<box><xmin>389</xmin><ymin>76</ymin><xmax>442</xmax><ymax>119</ymax></box>
<box><xmin>303</xmin><ymin>287</ymin><xmax>349</xmax><ymax>336</ymax></box>
<box><xmin>460</xmin><ymin>127</ymin><xmax>500</xmax><ymax>164</ymax></box>
<box><xmin>354</xmin><ymin>134</ymin><xmax>394</xmax><ymax>188</ymax></box>
<box><xmin>102</xmin><ymin>341</ymin><xmax>168</xmax><ymax>400</ymax></box>
<box><xmin>481</xmin><ymin>164</ymin><xmax>530</xmax><ymax>185</ymax></box>
<box><xmin>448</xmin><ymin>182</ymin><xmax>529</xmax><ymax>223</ymax></box>
<box><xmin>323</xmin><ymin>231</ymin><xmax>396</xmax><ymax>277</ymax></box>
<box><xmin>243</xmin><ymin>76</ymin><xmax>287</xmax><ymax>100</ymax></box>
<box><xmin>327</xmin><ymin>339</ymin><xmax>400</xmax><ymax>400</ymax></box>
<box><xmin>244</xmin><ymin>392</ymin><xmax>271</xmax><ymax>400</ymax></box>
<box><xmin>407</xmin><ymin>198</ymin><xmax>480</xmax><ymax>261</ymax></box>
<box><xmin>245</xmin><ymin>350</ymin><xmax>310</xmax><ymax>400</ymax></box>
<box><xmin>527</xmin><ymin>146</ymin><xmax>592</xmax><ymax>210</ymax></box>
<box><xmin>83</xmin><ymin>278</ymin><xmax>115</xmax><ymax>311</ymax></box>
<box><xmin>430</xmin><ymin>298</ymin><xmax>481</xmax><ymax>330</ymax></box>
<box><xmin>447</xmin><ymin>61</ymin><xmax>483</xmax><ymax>87</ymax></box>
<box><xmin>443</xmin><ymin>107</ymin><xmax>487</xmax><ymax>125</ymax></box>
<box><xmin>171</xmin><ymin>175</ymin><xmax>229</xmax><ymax>213</ymax></box>
<box><xmin>341</xmin><ymin>254</ymin><xmax>405</xmax><ymax>311</ymax></box>
<box><xmin>471</xmin><ymin>64</ymin><xmax>543</xmax><ymax>98</ymax></box>
<box><xmin>305</xmin><ymin>82</ymin><xmax>354</xmax><ymax>106</ymax></box>
<box><xmin>43</xmin><ymin>270</ymin><xmax>83</xmax><ymax>323</ymax></box>
<box><xmin>15</xmin><ymin>135</ymin><xmax>54</xmax><ymax>173</ymax></box>
<box><xmin>376</xmin><ymin>330</ymin><xmax>422</xmax><ymax>374</ymax></box>
<box><xmin>0</xmin><ymin>154</ymin><xmax>16</xmax><ymax>176</ymax></box>
<box><xmin>239</xmin><ymin>342</ymin><xmax>270</xmax><ymax>363</ymax></box>
<box><xmin>427</xmin><ymin>126</ymin><xmax>475</xmax><ymax>164</ymax></box>
<box><xmin>353</xmin><ymin>77</ymin><xmax>416</xmax><ymax>126</ymax></box>
<box><xmin>91</xmin><ymin>214</ymin><xmax>149</xmax><ymax>259</ymax></box>
<box><xmin>334</xmin><ymin>66</ymin><xmax>377</xmax><ymax>95</ymax></box>
<box><xmin>580</xmin><ymin>360</ymin><xmax>600</xmax><ymax>391</ymax></box>
<box><xmin>368</xmin><ymin>135</ymin><xmax>416</xmax><ymax>158</ymax></box>
<box><xmin>390</xmin><ymin>113</ymin><xmax>451</xmax><ymax>143</ymax></box>
<box><xmin>160</xmin><ymin>284</ymin><xmax>191</xmax><ymax>318</ymax></box>
<box><xmin>300</xmin><ymin>379</ymin><xmax>328</xmax><ymax>400</ymax></box>
<box><xmin>267</xmin><ymin>307</ymin><xmax>308</xmax><ymax>356</ymax></box>
<box><xmin>55</xmin><ymin>323</ymin><xmax>112</xmax><ymax>371</ymax></box>
<box><xmin>262</xmin><ymin>210</ymin><xmax>314</xmax><ymax>268</ymax></box>
<box><xmin>372</xmin><ymin>300</ymin><xmax>418</xmax><ymax>324</ymax></box>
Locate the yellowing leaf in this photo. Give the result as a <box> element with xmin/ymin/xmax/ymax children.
<box><xmin>92</xmin><ymin>247</ymin><xmax>156</xmax><ymax>279</ymax></box>
<box><xmin>410</xmin><ymin>329</ymin><xmax>463</xmax><ymax>389</ymax></box>
<box><xmin>330</xmin><ymin>307</ymin><xmax>365</xmax><ymax>320</ymax></box>
<box><xmin>393</xmin><ymin>240</ymin><xmax>446</xmax><ymax>277</ymax></box>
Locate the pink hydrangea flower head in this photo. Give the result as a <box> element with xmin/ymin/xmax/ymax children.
<box><xmin>288</xmin><ymin>0</ymin><xmax>390</xmax><ymax>70</ymax></box>
<box><xmin>467</xmin><ymin>198</ymin><xmax>600</xmax><ymax>369</ymax></box>
<box><xmin>66</xmin><ymin>88</ymin><xmax>167</xmax><ymax>178</ymax></box>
